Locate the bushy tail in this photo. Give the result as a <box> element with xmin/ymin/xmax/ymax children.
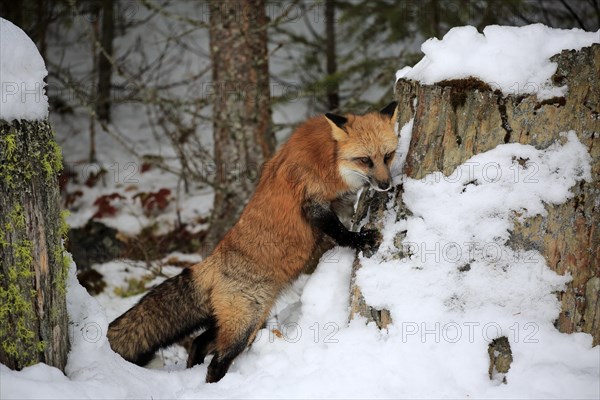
<box><xmin>107</xmin><ymin>268</ymin><xmax>213</xmax><ymax>365</ymax></box>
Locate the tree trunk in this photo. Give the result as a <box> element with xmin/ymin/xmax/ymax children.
<box><xmin>350</xmin><ymin>44</ymin><xmax>600</xmax><ymax>346</ymax></box>
<box><xmin>96</xmin><ymin>0</ymin><xmax>114</xmax><ymax>122</ymax></box>
<box><xmin>89</xmin><ymin>5</ymin><xmax>100</xmax><ymax>163</ymax></box>
<box><xmin>0</xmin><ymin>119</ymin><xmax>70</xmax><ymax>371</ymax></box>
<box><xmin>325</xmin><ymin>0</ymin><xmax>339</xmax><ymax>111</ymax></box>
<box><xmin>205</xmin><ymin>0</ymin><xmax>274</xmax><ymax>248</ymax></box>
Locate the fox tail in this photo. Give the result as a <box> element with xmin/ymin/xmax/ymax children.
<box><xmin>107</xmin><ymin>268</ymin><xmax>213</xmax><ymax>365</ymax></box>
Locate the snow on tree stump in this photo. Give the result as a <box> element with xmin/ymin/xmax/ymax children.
<box><xmin>0</xmin><ymin>18</ymin><xmax>70</xmax><ymax>371</ymax></box>
<box><xmin>349</xmin><ymin>190</ymin><xmax>398</xmax><ymax>329</ymax></box>
<box><xmin>349</xmin><ymin>43</ymin><xmax>600</xmax><ymax>348</ymax></box>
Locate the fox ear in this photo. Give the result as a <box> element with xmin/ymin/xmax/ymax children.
<box><xmin>379</xmin><ymin>101</ymin><xmax>398</xmax><ymax>120</ymax></box>
<box><xmin>325</xmin><ymin>113</ymin><xmax>347</xmax><ymax>129</ymax></box>
<box><xmin>324</xmin><ymin>113</ymin><xmax>348</xmax><ymax>142</ymax></box>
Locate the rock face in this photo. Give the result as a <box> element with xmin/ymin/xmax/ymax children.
<box><xmin>350</xmin><ymin>44</ymin><xmax>600</xmax><ymax>346</ymax></box>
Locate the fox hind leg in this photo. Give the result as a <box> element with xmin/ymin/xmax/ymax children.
<box><xmin>187</xmin><ymin>327</ymin><xmax>217</xmax><ymax>368</ymax></box>
<box><xmin>205</xmin><ymin>323</ymin><xmax>260</xmax><ymax>383</ymax></box>
<box><xmin>204</xmin><ymin>271</ymin><xmax>277</xmax><ymax>383</ymax></box>
<box><xmin>205</xmin><ymin>294</ymin><xmax>273</xmax><ymax>382</ymax></box>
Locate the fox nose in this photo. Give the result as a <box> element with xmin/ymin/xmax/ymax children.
<box><xmin>375</xmin><ymin>180</ymin><xmax>392</xmax><ymax>191</ymax></box>
<box><xmin>378</xmin><ymin>182</ymin><xmax>391</xmax><ymax>191</ymax></box>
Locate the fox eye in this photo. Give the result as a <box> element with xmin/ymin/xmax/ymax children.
<box><xmin>357</xmin><ymin>157</ymin><xmax>373</xmax><ymax>167</ymax></box>
<box><xmin>384</xmin><ymin>152</ymin><xmax>395</xmax><ymax>162</ymax></box>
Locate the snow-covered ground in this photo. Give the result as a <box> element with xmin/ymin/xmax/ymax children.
<box><xmin>2</xmin><ymin>19</ymin><xmax>599</xmax><ymax>400</ymax></box>
<box><xmin>2</xmin><ymin>130</ymin><xmax>598</xmax><ymax>399</ymax></box>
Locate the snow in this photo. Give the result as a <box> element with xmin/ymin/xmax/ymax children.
<box><xmin>2</xmin><ymin>21</ymin><xmax>599</xmax><ymax>399</ymax></box>
<box><xmin>59</xmin><ymin>151</ymin><xmax>214</xmax><ymax>237</ymax></box>
<box><xmin>0</xmin><ymin>18</ymin><xmax>49</xmax><ymax>121</ymax></box>
<box><xmin>357</xmin><ymin>130</ymin><xmax>597</xmax><ymax>397</ymax></box>
<box><xmin>2</xmin><ymin>130</ymin><xmax>598</xmax><ymax>399</ymax></box>
<box><xmin>396</xmin><ymin>24</ymin><xmax>600</xmax><ymax>99</ymax></box>
<box><xmin>391</xmin><ymin>118</ymin><xmax>413</xmax><ymax>178</ymax></box>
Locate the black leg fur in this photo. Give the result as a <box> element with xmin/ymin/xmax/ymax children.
<box><xmin>302</xmin><ymin>199</ymin><xmax>380</xmax><ymax>250</ymax></box>
<box><xmin>205</xmin><ymin>325</ymin><xmax>256</xmax><ymax>383</ymax></box>
<box><xmin>187</xmin><ymin>327</ymin><xmax>217</xmax><ymax>368</ymax></box>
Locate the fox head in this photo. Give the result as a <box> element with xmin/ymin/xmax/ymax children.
<box><xmin>325</xmin><ymin>101</ymin><xmax>399</xmax><ymax>192</ymax></box>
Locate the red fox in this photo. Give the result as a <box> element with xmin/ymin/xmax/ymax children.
<box><xmin>107</xmin><ymin>102</ymin><xmax>399</xmax><ymax>383</ymax></box>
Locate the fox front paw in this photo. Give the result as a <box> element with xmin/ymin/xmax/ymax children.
<box><xmin>349</xmin><ymin>228</ymin><xmax>381</xmax><ymax>251</ymax></box>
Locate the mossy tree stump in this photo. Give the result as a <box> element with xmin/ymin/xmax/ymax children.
<box><xmin>350</xmin><ymin>44</ymin><xmax>600</xmax><ymax>346</ymax></box>
<box><xmin>0</xmin><ymin>119</ymin><xmax>70</xmax><ymax>370</ymax></box>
